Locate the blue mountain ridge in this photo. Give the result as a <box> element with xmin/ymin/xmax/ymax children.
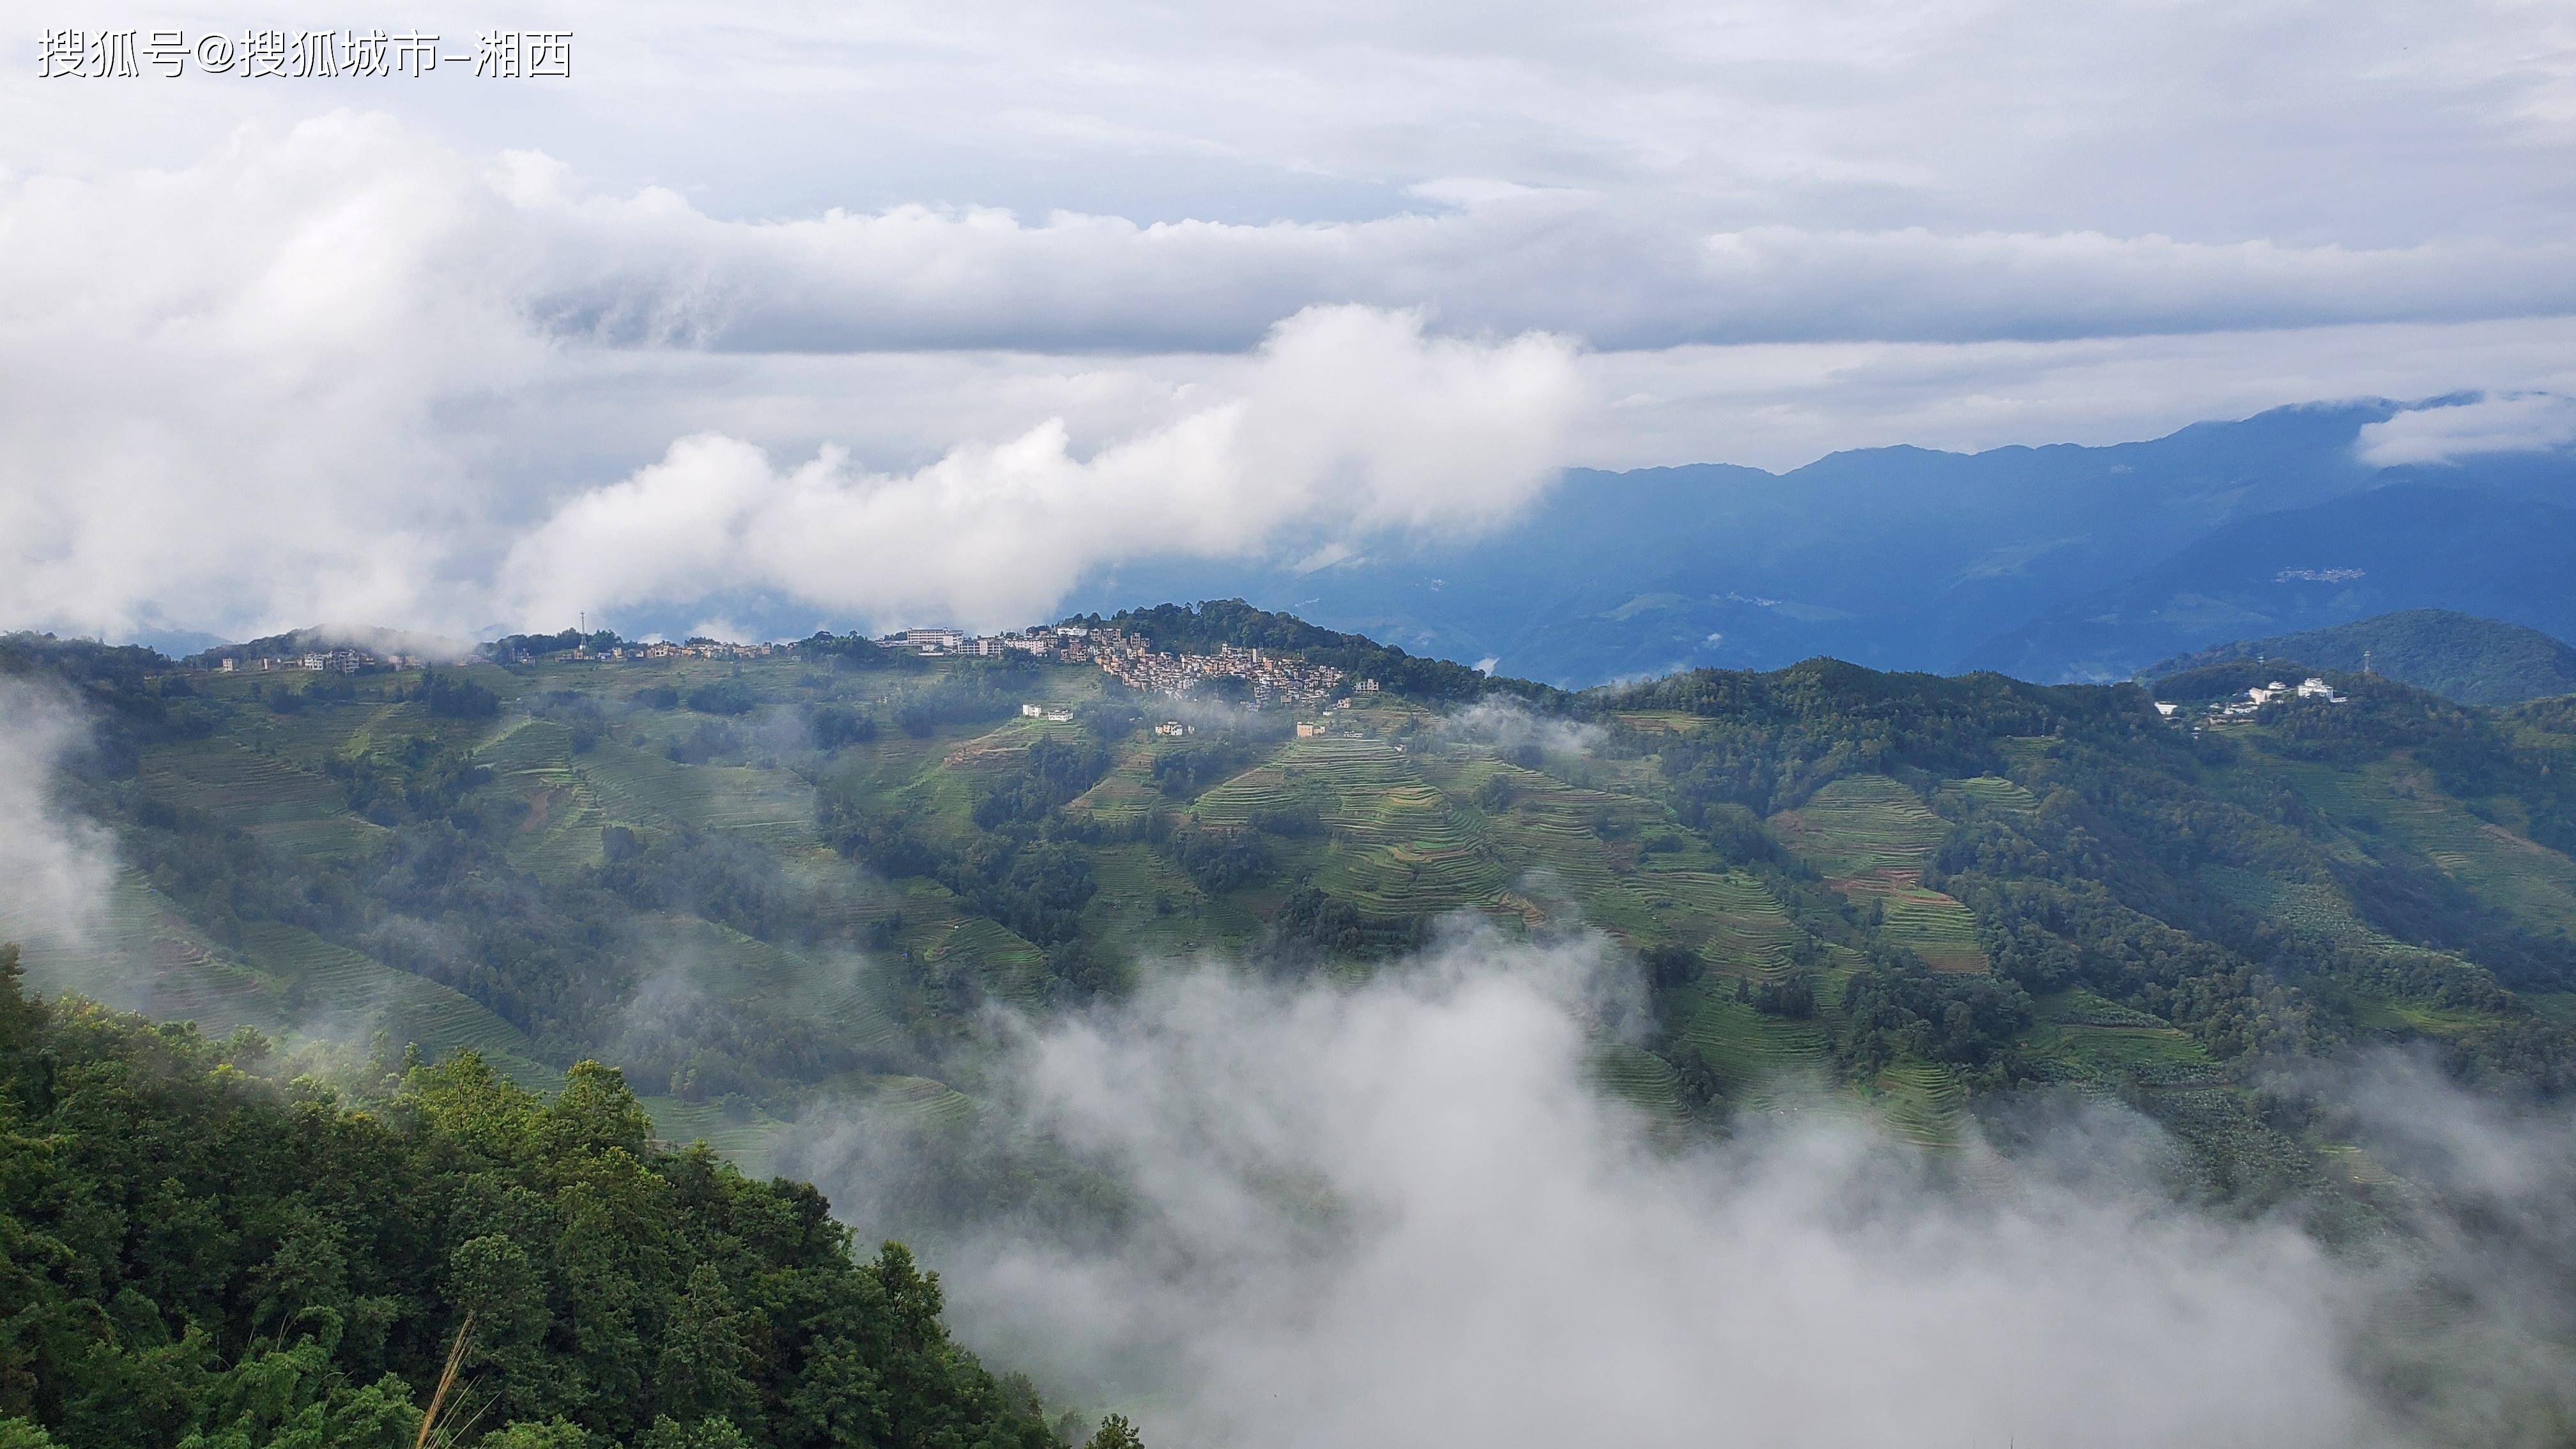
<box><xmin>1062</xmin><ymin>399</ymin><xmax>2575</xmax><ymax>686</ymax></box>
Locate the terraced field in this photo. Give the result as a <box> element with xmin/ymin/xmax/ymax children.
<box><xmin>576</xmin><ymin>741</ymin><xmax>816</xmax><ymax>848</ymax></box>
<box><xmin>2275</xmin><ymin>759</ymin><xmax>2576</xmax><ymax>939</ymax></box>
<box><xmin>480</xmin><ymin>719</ymin><xmax>616</xmax><ymax>881</ymax></box>
<box><xmin>1946</xmin><ymin>775</ymin><xmax>2039</xmax><ymax>815</ymax></box>
<box><xmin>1632</xmin><ymin>871</ymin><xmax>1805</xmax><ymax>979</ymax></box>
<box><xmin>892</xmin><ymin>884</ymin><xmax>1052</xmax><ymax>1008</ymax></box>
<box><xmin>233</xmin><ymin>920</ymin><xmax>539</xmax><ymax>1063</ymax></box>
<box><xmin>2018</xmin><ymin>990</ymin><xmax>2221</xmax><ymax>1089</ymax></box>
<box><xmin>1190</xmin><ymin>760</ymin><xmax>1328</xmax><ymax>829</ymax></box>
<box><xmin>1870</xmin><ymin>1062</ymin><xmax>1967</xmax><ymax>1147</ymax></box>
<box><xmin>139</xmin><ymin>739</ymin><xmax>387</xmax><ymax>857</ymax></box>
<box><xmin>1067</xmin><ymin>739</ymin><xmax>1193</xmax><ymax>823</ymax></box>
<box><xmin>1771</xmin><ymin>774</ymin><xmax>1986</xmax><ymax>972</ymax></box>
<box><xmin>1772</xmin><ymin>774</ymin><xmax>1949</xmax><ymax>877</ymax></box>
<box><xmin>1589</xmin><ymin>1042</ymin><xmax>1692</xmax><ymax>1129</ymax></box>
<box><xmin>5</xmin><ymin>871</ymin><xmax>277</xmax><ymax>1034</ymax></box>
<box><xmin>637</xmin><ymin>1095</ymin><xmax>790</xmax><ymax>1175</ymax></box>
<box><xmin>857</xmin><ymin>1073</ymin><xmax>986</xmax><ymax>1131</ymax></box>
<box><xmin>645</xmin><ymin>916</ymin><xmax>905</xmax><ymax>1053</ymax></box>
<box><xmin>1678</xmin><ymin>990</ymin><xmax>1833</xmax><ymax>1101</ymax></box>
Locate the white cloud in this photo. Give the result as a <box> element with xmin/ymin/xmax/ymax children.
<box><xmin>779</xmin><ymin>931</ymin><xmax>2576</xmax><ymax>1447</ymax></box>
<box><xmin>493</xmin><ymin>189</ymin><xmax>2576</xmax><ymax>353</ymax></box>
<box><xmin>0</xmin><ymin>112</ymin><xmax>542</xmax><ymax>641</ymax></box>
<box><xmin>4</xmin><ymin>71</ymin><xmax>2576</xmax><ymax>640</ymax></box>
<box><xmin>2355</xmin><ymin>392</ymin><xmax>2576</xmax><ymax>467</ymax></box>
<box><xmin>498</xmin><ymin>305</ymin><xmax>1585</xmax><ymax>632</ymax></box>
<box><xmin>1436</xmin><ymin>697</ymin><xmax>1607</xmax><ymax>756</ymax></box>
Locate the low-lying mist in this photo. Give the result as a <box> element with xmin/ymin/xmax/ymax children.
<box><xmin>780</xmin><ymin>926</ymin><xmax>2576</xmax><ymax>1448</ymax></box>
<box><xmin>0</xmin><ymin>676</ymin><xmax>116</xmax><ymax>951</ymax></box>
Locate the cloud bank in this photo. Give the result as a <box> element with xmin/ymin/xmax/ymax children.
<box><xmin>3</xmin><ymin>96</ymin><xmax>2573</xmax><ymax>643</ymax></box>
<box><xmin>499</xmin><ymin>305</ymin><xmax>1584</xmax><ymax>632</ymax></box>
<box><xmin>781</xmin><ymin>931</ymin><xmax>2576</xmax><ymax>1448</ymax></box>
<box><xmin>2357</xmin><ymin>392</ymin><xmax>2576</xmax><ymax>468</ymax></box>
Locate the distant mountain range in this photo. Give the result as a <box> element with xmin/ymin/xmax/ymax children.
<box><xmin>1069</xmin><ymin>399</ymin><xmax>2576</xmax><ymax>687</ymax></box>
<box><xmin>2142</xmin><ymin>609</ymin><xmax>2576</xmax><ymax>706</ymax></box>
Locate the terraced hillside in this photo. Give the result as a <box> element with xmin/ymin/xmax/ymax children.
<box><xmin>1770</xmin><ymin>774</ymin><xmax>1988</xmax><ymax>972</ymax></box>
<box><xmin>12</xmin><ymin>612</ymin><xmax>2576</xmax><ymax>1200</ymax></box>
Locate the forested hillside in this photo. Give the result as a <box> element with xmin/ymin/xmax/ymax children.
<box><xmin>0</xmin><ymin>946</ymin><xmax>1097</xmax><ymax>1449</ymax></box>
<box><xmin>2145</xmin><ymin>610</ymin><xmax>2576</xmax><ymax>706</ymax></box>
<box><xmin>8</xmin><ymin>602</ymin><xmax>2576</xmax><ymax>1317</ymax></box>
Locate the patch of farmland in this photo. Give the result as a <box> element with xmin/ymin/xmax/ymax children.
<box><xmin>893</xmin><ymin>885</ymin><xmax>1050</xmax><ymax>1008</ymax></box>
<box><xmin>1680</xmin><ymin>991</ymin><xmax>1832</xmax><ymax>1101</ymax></box>
<box><xmin>574</xmin><ymin>740</ymin><xmax>816</xmax><ymax>848</ymax></box>
<box><xmin>138</xmin><ymin>739</ymin><xmax>351</xmax><ymax>829</ymax></box>
<box><xmin>480</xmin><ymin>719</ymin><xmax>613</xmax><ymax>881</ymax></box>
<box><xmin>230</xmin><ymin>920</ymin><xmax>538</xmax><ymax>1063</ymax></box>
<box><xmin>2199</xmin><ymin>865</ymin><xmax>2500</xmax><ymax>1008</ymax></box>
<box><xmin>2276</xmin><ymin>758</ymin><xmax>2576</xmax><ymax>938</ymax></box>
<box><xmin>854</xmin><ymin>1074</ymin><xmax>985</xmax><ymax>1132</ymax></box>
<box><xmin>1613</xmin><ymin>710</ymin><xmax>1706</xmax><ymax>734</ymax></box>
<box><xmin>1771</xmin><ymin>774</ymin><xmax>1986</xmax><ymax>972</ymax></box>
<box><xmin>1869</xmin><ymin>1062</ymin><xmax>1967</xmax><ymax>1147</ymax></box>
<box><xmin>1064</xmin><ymin>738</ymin><xmax>1197</xmax><ymax>822</ymax></box>
<box><xmin>1632</xmin><ymin>871</ymin><xmax>1805</xmax><ymax>981</ymax></box>
<box><xmin>2018</xmin><ymin>997</ymin><xmax>2221</xmax><ymax>1088</ymax></box>
<box><xmin>1770</xmin><ymin>774</ymin><xmax>1948</xmax><ymax>878</ymax></box>
<box><xmin>639</xmin><ymin>1095</ymin><xmax>790</xmax><ymax>1176</ymax></box>
<box><xmin>1946</xmin><ymin>775</ymin><xmax>2039</xmax><ymax>815</ymax></box>
<box><xmin>6</xmin><ymin>871</ymin><xmax>277</xmax><ymax>1036</ymax></box>
<box><xmin>1475</xmin><ymin>778</ymin><xmax>1669</xmax><ymax>895</ymax></box>
<box><xmin>1590</xmin><ymin>1042</ymin><xmax>1692</xmax><ymax>1129</ymax></box>
<box><xmin>477</xmin><ymin>716</ymin><xmax>574</xmax><ymax>773</ymax></box>
<box><xmin>638</xmin><ymin>915</ymin><xmax>904</xmax><ymax>1053</ymax></box>
<box><xmin>1191</xmin><ymin>762</ymin><xmax>1328</xmax><ymax>829</ymax></box>
<box><xmin>1315</xmin><ymin>838</ymin><xmax>1508</xmax><ymax>916</ymax></box>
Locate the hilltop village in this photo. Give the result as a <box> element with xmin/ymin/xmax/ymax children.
<box><xmin>2154</xmin><ymin>674</ymin><xmax>2349</xmax><ymax>724</ymax></box>
<box><xmin>193</xmin><ymin>620</ymin><xmax>1373</xmax><ymax>711</ymax></box>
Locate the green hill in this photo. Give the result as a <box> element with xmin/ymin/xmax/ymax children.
<box><xmin>2143</xmin><ymin>609</ymin><xmax>2576</xmax><ymax>705</ymax></box>
<box><xmin>10</xmin><ymin>606</ymin><xmax>2576</xmax><ymax>1209</ymax></box>
<box><xmin>0</xmin><ymin>949</ymin><xmax>1066</xmax><ymax>1449</ymax></box>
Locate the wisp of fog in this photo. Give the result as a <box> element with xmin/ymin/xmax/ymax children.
<box><xmin>0</xmin><ymin>676</ymin><xmax>116</xmax><ymax>951</ymax></box>
<box><xmin>783</xmin><ymin>926</ymin><xmax>2576</xmax><ymax>1448</ymax></box>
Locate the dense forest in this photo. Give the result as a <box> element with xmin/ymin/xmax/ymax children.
<box><xmin>0</xmin><ymin>946</ymin><xmax>1151</xmax><ymax>1449</ymax></box>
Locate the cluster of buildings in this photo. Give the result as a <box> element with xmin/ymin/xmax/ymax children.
<box><xmin>884</xmin><ymin>625</ymin><xmax>1089</xmax><ymax>659</ymax></box>
<box><xmin>627</xmin><ymin>641</ymin><xmax>778</xmax><ymax>661</ymax></box>
<box><xmin>877</xmin><ymin>620</ymin><xmax>1368</xmax><ymax>710</ymax></box>
<box><xmin>2155</xmin><ymin>675</ymin><xmax>2347</xmax><ymax>723</ymax></box>
<box><xmin>221</xmin><ymin>648</ymin><xmax>414</xmax><ymax>673</ymax></box>
<box><xmin>485</xmin><ymin>640</ymin><xmax>784</xmax><ymax>664</ymax></box>
<box><xmin>1089</xmin><ymin>633</ymin><xmax>1347</xmax><ymax>707</ymax></box>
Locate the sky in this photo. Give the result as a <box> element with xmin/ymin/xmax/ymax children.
<box><xmin>3</xmin><ymin>0</ymin><xmax>2572</xmax><ymax>641</ymax></box>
